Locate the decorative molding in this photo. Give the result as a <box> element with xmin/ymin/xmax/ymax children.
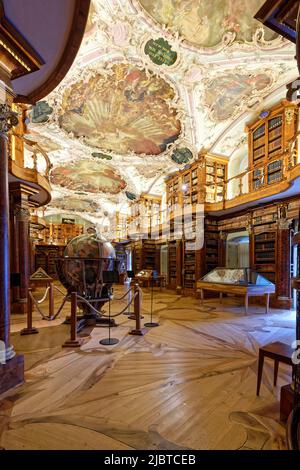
<box><xmin>14</xmin><ymin>204</ymin><xmax>30</xmax><ymax>220</ymax></box>
<box><xmin>0</xmin><ymin>104</ymin><xmax>18</xmax><ymax>133</ymax></box>
<box><xmin>0</xmin><ymin>0</ymin><xmax>44</xmax><ymax>79</ymax></box>
<box><xmin>278</xmin><ymin>218</ymin><xmax>293</xmax><ymax>230</ymax></box>
<box><xmin>14</xmin><ymin>0</ymin><xmax>91</xmax><ymax>103</ymax></box>
<box><xmin>285</xmin><ymin>107</ymin><xmax>295</xmax><ymax>125</ymax></box>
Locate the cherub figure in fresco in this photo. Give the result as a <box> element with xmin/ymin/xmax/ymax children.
<box><xmin>59</xmin><ymin>64</ymin><xmax>181</xmax><ymax>156</ymax></box>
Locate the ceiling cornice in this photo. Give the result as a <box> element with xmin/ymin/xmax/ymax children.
<box><xmin>0</xmin><ymin>0</ymin><xmax>44</xmax><ymax>80</ymax></box>
<box><xmin>14</xmin><ymin>0</ymin><xmax>91</xmax><ymax>104</ymax></box>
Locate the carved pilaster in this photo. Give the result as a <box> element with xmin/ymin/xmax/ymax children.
<box><xmin>218</xmin><ymin>231</ymin><xmax>227</xmax><ymax>267</ymax></box>
<box><xmin>10</xmin><ymin>185</ymin><xmax>37</xmax><ymax>314</ymax></box>
<box><xmin>276</xmin><ymin>215</ymin><xmax>292</xmax><ymax>308</ymax></box>
<box><xmin>0</xmin><ymin>105</ymin><xmax>18</xmax><ymax>362</ymax></box>
<box><xmin>245</xmin><ymin>214</ymin><xmax>253</xmax><ymax>235</ymax></box>
<box><xmin>14</xmin><ymin>205</ymin><xmax>30</xmax><ymax>221</ymax></box>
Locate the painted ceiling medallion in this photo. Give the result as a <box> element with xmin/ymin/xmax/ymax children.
<box><xmin>58</xmin><ymin>63</ymin><xmax>181</xmax><ymax>156</ymax></box>
<box><xmin>125</xmin><ymin>191</ymin><xmax>137</xmax><ymax>200</ymax></box>
<box><xmin>171</xmin><ymin>147</ymin><xmax>193</xmax><ymax>164</ymax></box>
<box><xmin>51</xmin><ymin>160</ymin><xmax>126</xmax><ymax>194</ymax></box>
<box><xmin>92</xmin><ymin>152</ymin><xmax>113</xmax><ymax>161</ymax></box>
<box><xmin>144</xmin><ymin>38</ymin><xmax>177</xmax><ymax>66</ymax></box>
<box><xmin>30</xmin><ymin>101</ymin><xmax>53</xmax><ymax>123</ymax></box>
<box><xmin>138</xmin><ymin>0</ymin><xmax>277</xmax><ymax>49</ymax></box>
<box><xmin>203</xmin><ymin>72</ymin><xmax>273</xmax><ymax>122</ymax></box>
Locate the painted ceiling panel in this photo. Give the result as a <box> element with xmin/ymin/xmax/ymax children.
<box><xmin>58</xmin><ymin>64</ymin><xmax>181</xmax><ymax>155</ymax></box>
<box><xmin>51</xmin><ymin>160</ymin><xmax>127</xmax><ymax>194</ymax></box>
<box><xmin>138</xmin><ymin>0</ymin><xmax>277</xmax><ymax>48</ymax></box>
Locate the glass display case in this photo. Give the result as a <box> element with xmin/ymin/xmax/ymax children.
<box><xmin>200</xmin><ymin>268</ymin><xmax>274</xmax><ymax>286</ymax></box>
<box><xmin>197</xmin><ymin>268</ymin><xmax>275</xmax><ymax>314</ymax></box>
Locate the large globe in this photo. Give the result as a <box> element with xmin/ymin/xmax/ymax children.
<box><xmin>56</xmin><ymin>228</ymin><xmax>116</xmax><ymax>316</ymax></box>
<box><xmin>64</xmin><ymin>228</ymin><xmax>115</xmax><ymax>261</ymax></box>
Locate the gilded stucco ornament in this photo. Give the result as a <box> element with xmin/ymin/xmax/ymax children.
<box><xmin>0</xmin><ymin>104</ymin><xmax>18</xmax><ymax>133</ymax></box>
<box><xmin>14</xmin><ymin>205</ymin><xmax>31</xmax><ymax>220</ymax></box>
<box><xmin>285</xmin><ymin>108</ymin><xmax>295</xmax><ymax>126</ymax></box>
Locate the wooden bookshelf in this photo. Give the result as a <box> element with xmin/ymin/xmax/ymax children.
<box><xmin>132</xmin><ymin>239</ymin><xmax>160</xmax><ymax>274</ymax></box>
<box><xmin>132</xmin><ymin>240</ymin><xmax>142</xmax><ymax>273</ymax></box>
<box><xmin>183</xmin><ymin>240</ymin><xmax>196</xmax><ymax>292</ymax></box>
<box><xmin>166</xmin><ymin>155</ymin><xmax>228</xmax><ymax>211</ymax></box>
<box><xmin>205</xmin><ymin>157</ymin><xmax>227</xmax><ymax>203</ymax></box>
<box><xmin>127</xmin><ymin>194</ymin><xmax>162</xmax><ymax>238</ymax></box>
<box><xmin>35</xmin><ymin>244</ymin><xmax>66</xmax><ymax>279</ymax></box>
<box><xmin>204</xmin><ymin>218</ymin><xmax>219</xmax><ymax>273</ymax></box>
<box><xmin>167</xmin><ymin>239</ymin><xmax>182</xmax><ymax>292</ymax></box>
<box><xmin>143</xmin><ymin>240</ymin><xmax>157</xmax><ymax>270</ymax></box>
<box><xmin>247</xmin><ymin>100</ymin><xmax>298</xmax><ymax>192</ymax></box>
<box><xmin>250</xmin><ymin>205</ymin><xmax>278</xmax><ymax>283</ymax></box>
<box><xmin>253</xmin><ymin>232</ymin><xmax>277</xmax><ymax>283</ymax></box>
<box><xmin>42</xmin><ymin>223</ymin><xmax>84</xmax><ymax>245</ymax></box>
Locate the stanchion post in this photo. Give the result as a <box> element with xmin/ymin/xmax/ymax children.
<box><xmin>144</xmin><ymin>272</ymin><xmax>159</xmax><ymax>328</ymax></box>
<box><xmin>49</xmin><ymin>281</ymin><xmax>54</xmax><ymax>319</ymax></box>
<box><xmin>129</xmin><ymin>283</ymin><xmax>147</xmax><ymax>336</ymax></box>
<box><xmin>20</xmin><ymin>288</ymin><xmax>39</xmax><ymax>336</ymax></box>
<box><xmin>62</xmin><ymin>292</ymin><xmax>83</xmax><ymax>348</ymax></box>
<box><xmin>128</xmin><ymin>284</ymin><xmax>144</xmax><ymax>320</ymax></box>
<box><xmin>100</xmin><ymin>289</ymin><xmax>119</xmax><ymax>346</ymax></box>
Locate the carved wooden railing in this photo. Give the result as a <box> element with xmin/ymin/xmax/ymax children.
<box><xmin>225</xmin><ymin>137</ymin><xmax>300</xmax><ymax>202</ymax></box>
<box><xmin>8</xmin><ymin>133</ymin><xmax>52</xmax><ymax>205</ymax></box>
<box><xmin>22</xmin><ymin>136</ymin><xmax>53</xmax><ymax>180</ymax></box>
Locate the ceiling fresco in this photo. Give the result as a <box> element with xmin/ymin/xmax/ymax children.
<box><xmin>27</xmin><ymin>0</ymin><xmax>298</xmax><ymax>224</ymax></box>
<box><xmin>51</xmin><ymin>160</ymin><xmax>127</xmax><ymax>194</ymax></box>
<box><xmin>203</xmin><ymin>71</ymin><xmax>274</xmax><ymax>122</ymax></box>
<box><xmin>137</xmin><ymin>0</ymin><xmax>277</xmax><ymax>49</ymax></box>
<box><xmin>58</xmin><ymin>64</ymin><xmax>181</xmax><ymax>156</ymax></box>
<box><xmin>50</xmin><ymin>197</ymin><xmax>101</xmax><ymax>213</ymax></box>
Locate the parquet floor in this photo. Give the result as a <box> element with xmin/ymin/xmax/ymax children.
<box><xmin>0</xmin><ymin>284</ymin><xmax>296</xmax><ymax>450</ymax></box>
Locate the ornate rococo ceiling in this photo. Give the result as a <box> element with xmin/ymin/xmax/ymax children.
<box><xmin>27</xmin><ymin>0</ymin><xmax>298</xmax><ymax>226</ymax></box>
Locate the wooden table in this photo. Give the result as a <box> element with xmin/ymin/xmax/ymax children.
<box><xmin>197</xmin><ymin>280</ymin><xmax>275</xmax><ymax>314</ymax></box>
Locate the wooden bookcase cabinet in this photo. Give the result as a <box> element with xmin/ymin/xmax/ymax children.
<box><xmin>35</xmin><ymin>245</ymin><xmax>66</xmax><ymax>279</ymax></box>
<box><xmin>246</xmin><ymin>101</ymin><xmax>298</xmax><ymax>192</ymax></box>
<box><xmin>132</xmin><ymin>239</ymin><xmax>160</xmax><ymax>274</ymax></box>
<box><xmin>42</xmin><ymin>223</ymin><xmax>84</xmax><ymax>245</ymax></box>
<box><xmin>166</xmin><ymin>155</ymin><xmax>228</xmax><ymax>211</ymax></box>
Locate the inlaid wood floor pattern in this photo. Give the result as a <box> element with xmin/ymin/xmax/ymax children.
<box><xmin>0</xmin><ymin>286</ymin><xmax>296</xmax><ymax>450</ymax></box>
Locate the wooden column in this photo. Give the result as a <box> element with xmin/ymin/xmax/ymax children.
<box><xmin>0</xmin><ymin>104</ymin><xmax>24</xmax><ymax>395</ymax></box>
<box><xmin>0</xmin><ymin>131</ymin><xmax>11</xmax><ymax>354</ymax></box>
<box><xmin>218</xmin><ymin>231</ymin><xmax>227</xmax><ymax>267</ymax></box>
<box><xmin>276</xmin><ymin>218</ymin><xmax>292</xmax><ymax>309</ymax></box>
<box><xmin>9</xmin><ymin>183</ymin><xmax>37</xmax><ymax>314</ymax></box>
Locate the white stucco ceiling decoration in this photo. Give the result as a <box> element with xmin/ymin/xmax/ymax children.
<box><xmin>27</xmin><ymin>0</ymin><xmax>298</xmax><ymax>222</ymax></box>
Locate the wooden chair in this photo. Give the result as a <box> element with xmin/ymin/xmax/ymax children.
<box><xmin>256</xmin><ymin>341</ymin><xmax>295</xmax><ymax>396</ymax></box>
